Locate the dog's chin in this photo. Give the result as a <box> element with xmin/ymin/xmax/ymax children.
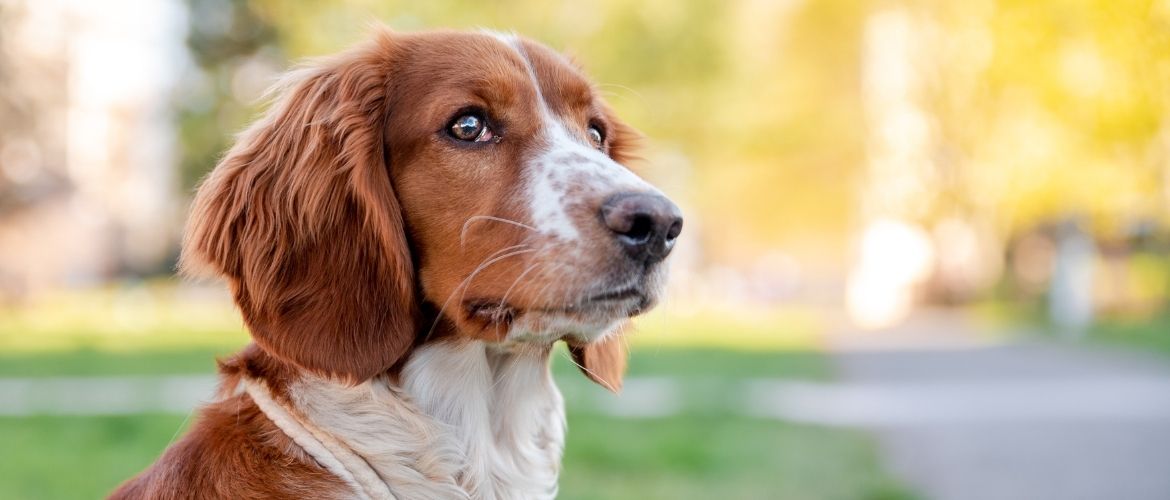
<box><xmin>462</xmin><ymin>281</ymin><xmax>662</xmax><ymax>344</ymax></box>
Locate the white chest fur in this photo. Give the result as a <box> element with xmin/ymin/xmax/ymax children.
<box><xmin>284</xmin><ymin>341</ymin><xmax>566</xmax><ymax>500</ymax></box>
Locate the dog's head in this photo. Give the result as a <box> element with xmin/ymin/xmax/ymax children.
<box><xmin>182</xmin><ymin>29</ymin><xmax>682</xmax><ymax>391</ymax></box>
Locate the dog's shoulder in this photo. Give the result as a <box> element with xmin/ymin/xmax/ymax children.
<box><xmin>108</xmin><ymin>393</ymin><xmax>348</xmax><ymax>500</ymax></box>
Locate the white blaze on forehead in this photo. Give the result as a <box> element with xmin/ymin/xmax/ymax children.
<box><xmin>486</xmin><ymin>32</ymin><xmax>659</xmax><ymax>241</ymax></box>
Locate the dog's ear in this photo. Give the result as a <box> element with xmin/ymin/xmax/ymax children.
<box><xmin>568</xmin><ymin>331</ymin><xmax>628</xmax><ymax>393</ymax></box>
<box><xmin>600</xmin><ymin>102</ymin><xmax>642</xmax><ymax>167</ymax></box>
<box><xmin>181</xmin><ymin>31</ymin><xmax>414</xmax><ymax>384</ymax></box>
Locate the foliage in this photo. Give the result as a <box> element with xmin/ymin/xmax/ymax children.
<box><xmin>176</xmin><ymin>0</ymin><xmax>277</xmax><ymax>190</ymax></box>
<box><xmin>175</xmin><ymin>0</ymin><xmax>866</xmax><ymax>262</ymax></box>
<box><xmin>175</xmin><ymin>0</ymin><xmax>1170</xmax><ymax>264</ymax></box>
<box><xmin>911</xmin><ymin>0</ymin><xmax>1170</xmax><ymax>237</ymax></box>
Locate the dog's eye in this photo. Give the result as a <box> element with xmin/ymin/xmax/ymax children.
<box><xmin>448</xmin><ymin>114</ymin><xmax>494</xmax><ymax>142</ymax></box>
<box><xmin>587</xmin><ymin>125</ymin><xmax>604</xmax><ymax>149</ymax></box>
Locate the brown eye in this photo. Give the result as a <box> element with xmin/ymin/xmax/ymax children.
<box><xmin>587</xmin><ymin>125</ymin><xmax>604</xmax><ymax>148</ymax></box>
<box><xmin>448</xmin><ymin>114</ymin><xmax>494</xmax><ymax>142</ymax></box>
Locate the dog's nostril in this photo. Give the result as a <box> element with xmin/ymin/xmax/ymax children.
<box><xmin>665</xmin><ymin>219</ymin><xmax>683</xmax><ymax>241</ymax></box>
<box><xmin>624</xmin><ymin>214</ymin><xmax>655</xmax><ymax>243</ymax></box>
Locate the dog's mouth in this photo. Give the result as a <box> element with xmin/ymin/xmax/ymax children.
<box><xmin>544</xmin><ymin>283</ymin><xmax>653</xmax><ymax>316</ymax></box>
<box><xmin>463</xmin><ymin>282</ymin><xmax>654</xmax><ymax>328</ymax></box>
<box><xmin>584</xmin><ymin>284</ymin><xmax>643</xmax><ymax>303</ymax></box>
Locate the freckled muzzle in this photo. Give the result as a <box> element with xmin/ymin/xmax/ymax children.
<box><xmin>524</xmin><ymin>147</ymin><xmax>683</xmax><ymax>312</ymax></box>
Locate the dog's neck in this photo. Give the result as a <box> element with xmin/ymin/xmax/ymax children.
<box><xmin>261</xmin><ymin>339</ymin><xmax>565</xmax><ymax>500</ymax></box>
<box><xmin>403</xmin><ymin>341</ymin><xmax>565</xmax><ymax>498</ymax></box>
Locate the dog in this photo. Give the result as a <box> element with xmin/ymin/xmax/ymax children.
<box><xmin>111</xmin><ymin>27</ymin><xmax>682</xmax><ymax>500</ymax></box>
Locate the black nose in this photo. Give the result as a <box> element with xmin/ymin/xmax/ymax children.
<box><xmin>599</xmin><ymin>192</ymin><xmax>683</xmax><ymax>264</ymax></box>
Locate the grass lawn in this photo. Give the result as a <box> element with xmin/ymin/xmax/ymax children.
<box><xmin>0</xmin><ymin>287</ymin><xmax>916</xmax><ymax>499</ymax></box>
<box><xmin>0</xmin><ymin>410</ymin><xmax>910</xmax><ymax>500</ymax></box>
<box><xmin>560</xmin><ymin>415</ymin><xmax>911</xmax><ymax>500</ymax></box>
<box><xmin>0</xmin><ymin>347</ymin><xmax>915</xmax><ymax>500</ymax></box>
<box><xmin>970</xmin><ymin>297</ymin><xmax>1170</xmax><ymax>357</ymax></box>
<box><xmin>0</xmin><ymin>345</ymin><xmax>831</xmax><ymax>380</ymax></box>
<box><xmin>1090</xmin><ymin>314</ymin><xmax>1170</xmax><ymax>355</ymax></box>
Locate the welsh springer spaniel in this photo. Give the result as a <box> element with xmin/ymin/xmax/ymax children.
<box><xmin>111</xmin><ymin>28</ymin><xmax>682</xmax><ymax>500</ymax></box>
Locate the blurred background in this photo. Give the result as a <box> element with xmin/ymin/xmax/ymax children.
<box><xmin>1</xmin><ymin>0</ymin><xmax>1169</xmax><ymax>498</ymax></box>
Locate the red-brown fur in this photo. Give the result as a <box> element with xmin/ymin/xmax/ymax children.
<box><xmin>112</xmin><ymin>28</ymin><xmax>645</xmax><ymax>499</ymax></box>
<box><xmin>181</xmin><ymin>33</ymin><xmax>418</xmax><ymax>384</ymax></box>
<box><xmin>111</xmin><ymin>394</ymin><xmax>348</xmax><ymax>500</ymax></box>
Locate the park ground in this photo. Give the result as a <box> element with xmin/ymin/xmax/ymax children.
<box><xmin>2</xmin><ymin>286</ymin><xmax>1168</xmax><ymax>499</ymax></box>
<box><xmin>0</xmin><ymin>286</ymin><xmax>917</xmax><ymax>500</ymax></box>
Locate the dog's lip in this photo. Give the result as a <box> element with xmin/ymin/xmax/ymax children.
<box><xmin>462</xmin><ymin>282</ymin><xmax>650</xmax><ymax>322</ymax></box>
<box><xmin>547</xmin><ymin>284</ymin><xmax>649</xmax><ymax>315</ymax></box>
<box><xmin>585</xmin><ymin>285</ymin><xmax>643</xmax><ymax>303</ymax></box>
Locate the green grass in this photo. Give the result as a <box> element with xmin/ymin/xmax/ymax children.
<box><xmin>0</xmin><ymin>347</ymin><xmax>917</xmax><ymax>500</ymax></box>
<box><xmin>0</xmin><ymin>289</ymin><xmax>917</xmax><ymax>499</ymax></box>
<box><xmin>969</xmin><ymin>296</ymin><xmax>1170</xmax><ymax>357</ymax></box>
<box><xmin>0</xmin><ymin>284</ymin><xmax>249</xmax><ymax>353</ymax></box>
<box><xmin>0</xmin><ymin>344</ymin><xmax>831</xmax><ymax>380</ymax></box>
<box><xmin>561</xmin><ymin>415</ymin><xmax>914</xmax><ymax>500</ymax></box>
<box><xmin>1091</xmin><ymin>314</ymin><xmax>1170</xmax><ymax>355</ymax></box>
<box><xmin>0</xmin><ymin>414</ymin><xmax>190</xmax><ymax>500</ymax></box>
<box><xmin>0</xmin><ymin>411</ymin><xmax>913</xmax><ymax>500</ymax></box>
<box><xmin>612</xmin><ymin>347</ymin><xmax>831</xmax><ymax>379</ymax></box>
<box><xmin>0</xmin><ymin>347</ymin><xmax>235</xmax><ymax>378</ymax></box>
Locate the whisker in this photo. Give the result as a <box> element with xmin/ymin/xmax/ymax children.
<box><xmin>621</xmin><ymin>327</ymin><xmax>632</xmax><ymax>358</ymax></box>
<box><xmin>456</xmin><ymin>248</ymin><xmax>539</xmax><ymax>305</ymax></box>
<box><xmin>558</xmin><ymin>349</ymin><xmax>617</xmax><ymax>393</ymax></box>
<box><xmin>423</xmin><ymin>245</ymin><xmax>535</xmax><ymax>342</ymax></box>
<box><xmin>460</xmin><ymin>215</ymin><xmax>538</xmax><ymax>247</ymax></box>
<box><xmin>596</xmin><ymin>82</ymin><xmax>645</xmax><ymax>104</ymax></box>
<box><xmin>529</xmin><ymin>259</ymin><xmax>570</xmax><ymax>310</ymax></box>
<box><xmin>166</xmin><ymin>408</ymin><xmax>197</xmax><ymax>449</ymax></box>
<box><xmin>491</xmin><ymin>260</ymin><xmax>546</xmax><ymax>341</ymax></box>
<box><xmin>489</xmin><ymin>251</ymin><xmax>548</xmax><ymax>341</ymax></box>
<box><xmin>498</xmin><ymin>261</ymin><xmax>542</xmax><ymax>309</ymax></box>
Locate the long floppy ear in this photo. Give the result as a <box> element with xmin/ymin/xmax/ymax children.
<box><xmin>181</xmin><ymin>32</ymin><xmax>414</xmax><ymax>384</ymax></box>
<box><xmin>568</xmin><ymin>330</ymin><xmax>628</xmax><ymax>393</ymax></box>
